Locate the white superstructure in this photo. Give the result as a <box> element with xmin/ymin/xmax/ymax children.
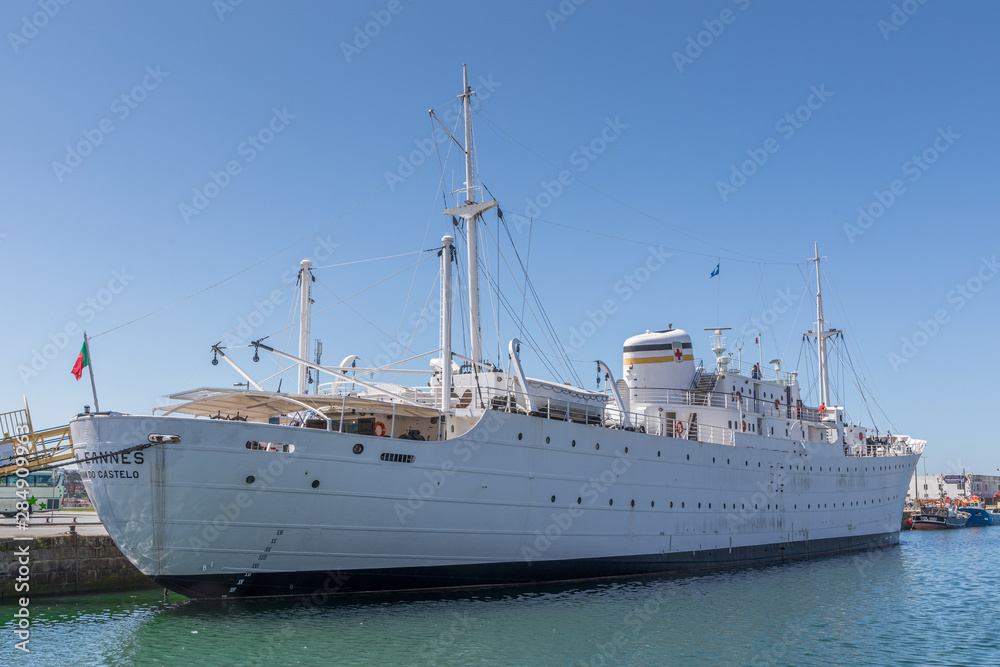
<box><xmin>71</xmin><ymin>67</ymin><xmax>924</xmax><ymax>599</ymax></box>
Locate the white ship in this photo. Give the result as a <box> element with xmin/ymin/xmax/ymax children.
<box><xmin>71</xmin><ymin>67</ymin><xmax>925</xmax><ymax>600</ymax></box>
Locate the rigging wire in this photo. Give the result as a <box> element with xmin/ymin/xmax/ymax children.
<box><xmin>478</xmin><ymin>215</ymin><xmax>583</xmax><ymax>385</ymax></box>
<box><xmin>505</xmin><ymin>212</ymin><xmax>808</xmax><ymax>266</ymax></box>
<box><xmin>389</xmin><ymin>111</ymin><xmax>462</xmax><ymax>380</ymax></box>
<box><xmin>91</xmin><ymin>181</ymin><xmax>397</xmax><ymax>340</ymax></box>
<box><xmin>784</xmin><ymin>264</ymin><xmax>814</xmax><ymax>365</ymax></box>
<box><xmin>477</xmin><ymin>109</ymin><xmax>803</xmax><ymax>265</ymax></box>
<box><xmin>311</xmin><ymin>250</ymin><xmax>428</xmax><ymax>270</ymax></box>
<box><xmin>255</xmin><ymin>254</ymin><xmax>437</xmax><ymax>343</ymax></box>
<box><xmin>218</xmin><ymin>275</ymin><xmax>298</xmax><ymax>345</ymax></box>
<box><xmin>520</xmin><ymin>219</ymin><xmax>534</xmax><ymax>341</ymax></box>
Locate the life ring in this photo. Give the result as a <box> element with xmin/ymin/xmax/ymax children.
<box><xmin>374</xmin><ymin>421</ymin><xmax>386</xmax><ymax>437</ymax></box>
<box><xmin>857</xmin><ymin>431</ymin><xmax>864</xmax><ymax>443</ymax></box>
<box><xmin>675</xmin><ymin>421</ymin><xmax>684</xmax><ymax>437</ymax></box>
<box><xmin>774</xmin><ymin>398</ymin><xmax>780</xmax><ymax>411</ymax></box>
<box><xmin>735</xmin><ymin>390</ymin><xmax>742</xmax><ymax>404</ymax></box>
<box><xmin>741</xmin><ymin>420</ymin><xmax>747</xmax><ymax>432</ymax></box>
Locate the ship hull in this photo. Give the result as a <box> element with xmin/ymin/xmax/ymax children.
<box><xmin>152</xmin><ymin>531</ymin><xmax>899</xmax><ymax>599</ymax></box>
<box><xmin>71</xmin><ymin>410</ymin><xmax>919</xmax><ymax>600</ymax></box>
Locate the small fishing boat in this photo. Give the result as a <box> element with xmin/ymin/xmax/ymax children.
<box><xmin>954</xmin><ymin>499</ymin><xmax>1000</xmax><ymax>527</ymax></box>
<box><xmin>910</xmin><ymin>504</ymin><xmax>970</xmax><ymax>530</ymax></box>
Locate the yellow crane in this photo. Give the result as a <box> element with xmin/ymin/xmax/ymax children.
<box><xmin>0</xmin><ymin>398</ymin><xmax>74</xmax><ymax>475</ymax></box>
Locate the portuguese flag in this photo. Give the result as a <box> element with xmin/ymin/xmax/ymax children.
<box><xmin>71</xmin><ymin>341</ymin><xmax>89</xmax><ymax>380</ymax></box>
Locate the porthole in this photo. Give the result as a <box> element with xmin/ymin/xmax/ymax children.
<box><xmin>311</xmin><ymin>480</ymin><xmax>320</xmax><ymax>489</ymax></box>
<box><xmin>698</xmin><ymin>503</ymin><xmax>701</xmax><ymax>508</ymax></box>
<box><xmin>712</xmin><ymin>457</ymin><xmax>715</xmax><ymax>463</ymax></box>
<box><xmin>572</xmin><ymin>440</ymin><xmax>576</xmax><ymax>447</ymax></box>
<box><xmin>727</xmin><ymin>459</ymin><xmax>730</xmax><ymax>464</ymax></box>
<box><xmin>631</xmin><ymin>499</ymin><xmax>635</xmax><ymax>507</ymax></box>
<box><xmin>245</xmin><ymin>475</ymin><xmax>255</xmax><ymax>484</ymax></box>
<box><xmin>670</xmin><ymin>501</ymin><xmax>674</xmax><ymax>508</ymax></box>
<box><xmin>518</xmin><ymin>433</ymin><xmax>523</xmax><ymax>440</ymax></box>
<box><xmin>657</xmin><ymin>451</ymin><xmax>661</xmax><ymax>457</ymax></box>
<box><xmin>353</xmin><ymin>443</ymin><xmax>364</xmax><ymax>455</ymax></box>
<box><xmin>755</xmin><ymin>504</ymin><xmax>758</xmax><ymax>509</ymax></box>
<box><xmin>681</xmin><ymin>502</ymin><xmax>685</xmax><ymax>508</ymax></box>
<box><xmin>651</xmin><ymin>501</ymin><xmax>655</xmax><ymax>508</ymax></box>
<box><xmin>609</xmin><ymin>499</ymin><xmax>613</xmax><ymax>506</ymax></box>
<box><xmin>624</xmin><ymin>446</ymin><xmax>629</xmax><ymax>454</ymax></box>
<box><xmin>551</xmin><ymin>495</ymin><xmax>556</xmax><ymax>503</ymax></box>
<box><xmin>708</xmin><ymin>503</ymin><xmax>711</xmax><ymax>509</ymax></box>
<box><xmin>686</xmin><ymin>454</ymin><xmax>690</xmax><ymax>460</ymax></box>
<box><xmin>545</xmin><ymin>436</ymin><xmax>550</xmax><ymax>444</ymax></box>
<box><xmin>596</xmin><ymin>443</ymin><xmax>600</xmax><ymax>450</ymax></box>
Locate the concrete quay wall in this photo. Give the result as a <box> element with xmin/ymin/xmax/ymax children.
<box><xmin>0</xmin><ymin>534</ymin><xmax>156</xmax><ymax>601</ymax></box>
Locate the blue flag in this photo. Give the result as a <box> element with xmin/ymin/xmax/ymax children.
<box><xmin>710</xmin><ymin>263</ymin><xmax>719</xmax><ymax>278</ymax></box>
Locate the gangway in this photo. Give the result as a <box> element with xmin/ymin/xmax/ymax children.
<box><xmin>0</xmin><ymin>398</ymin><xmax>74</xmax><ymax>475</ymax></box>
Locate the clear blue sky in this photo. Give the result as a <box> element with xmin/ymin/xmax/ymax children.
<box><xmin>2</xmin><ymin>1</ymin><xmax>997</xmax><ymax>473</ymax></box>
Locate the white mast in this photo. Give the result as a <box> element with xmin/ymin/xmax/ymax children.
<box><xmin>443</xmin><ymin>65</ymin><xmax>497</xmax><ymax>367</ymax></box>
<box><xmin>806</xmin><ymin>243</ymin><xmax>838</xmax><ymax>407</ymax></box>
<box><xmin>462</xmin><ymin>64</ymin><xmax>482</xmax><ymax>365</ymax></box>
<box><xmin>441</xmin><ymin>235</ymin><xmax>454</xmax><ymax>413</ymax></box>
<box><xmin>297</xmin><ymin>258</ymin><xmax>313</xmax><ymax>394</ymax></box>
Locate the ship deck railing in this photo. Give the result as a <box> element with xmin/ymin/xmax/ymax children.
<box><xmin>604</xmin><ymin>386</ymin><xmax>823</xmax><ymax>423</ymax></box>
<box><xmin>279</xmin><ymin>382</ymin><xmax>922</xmax><ymax>457</ymax></box>
<box><xmin>718</xmin><ymin>359</ymin><xmax>795</xmax><ymax>384</ymax></box>
<box><xmin>472</xmin><ymin>385</ymin><xmax>743</xmax><ymax>447</ymax></box>
<box><xmin>843</xmin><ymin>441</ymin><xmax>923</xmax><ymax>457</ymax></box>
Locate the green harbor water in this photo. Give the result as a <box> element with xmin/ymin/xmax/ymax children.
<box><xmin>3</xmin><ymin>528</ymin><xmax>1000</xmax><ymax>666</ymax></box>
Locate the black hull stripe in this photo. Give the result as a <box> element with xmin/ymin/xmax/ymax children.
<box><xmin>153</xmin><ymin>531</ymin><xmax>899</xmax><ymax>600</ymax></box>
